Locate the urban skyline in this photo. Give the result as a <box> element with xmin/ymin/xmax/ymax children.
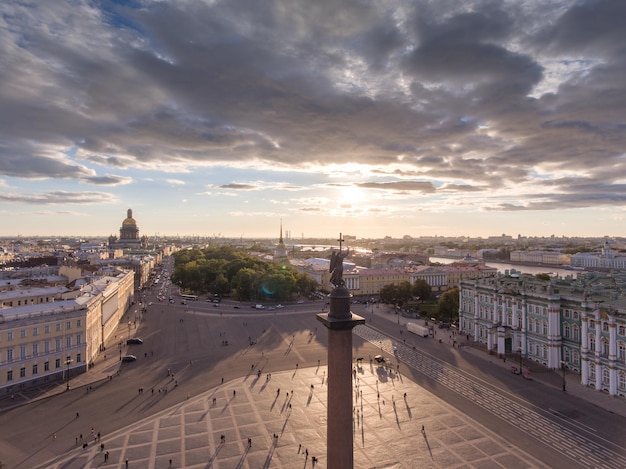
<box><xmin>2</xmin><ymin>1</ymin><xmax>626</xmax><ymax>239</ymax></box>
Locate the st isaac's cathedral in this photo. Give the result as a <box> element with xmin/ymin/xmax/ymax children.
<box><xmin>108</xmin><ymin>208</ymin><xmax>147</xmax><ymax>250</ymax></box>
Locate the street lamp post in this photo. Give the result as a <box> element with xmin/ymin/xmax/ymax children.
<box><xmin>65</xmin><ymin>356</ymin><xmax>72</xmax><ymax>390</ymax></box>
<box><xmin>518</xmin><ymin>348</ymin><xmax>523</xmax><ymax>375</ymax></box>
<box><xmin>561</xmin><ymin>361</ymin><xmax>567</xmax><ymax>392</ymax></box>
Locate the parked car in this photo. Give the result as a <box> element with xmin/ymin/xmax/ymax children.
<box><xmin>121</xmin><ymin>355</ymin><xmax>137</xmax><ymax>362</ymax></box>
<box><xmin>126</xmin><ymin>338</ymin><xmax>143</xmax><ymax>345</ymax></box>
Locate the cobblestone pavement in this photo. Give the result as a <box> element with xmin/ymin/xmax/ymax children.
<box><xmin>37</xmin><ymin>364</ymin><xmax>548</xmax><ymax>469</ymax></box>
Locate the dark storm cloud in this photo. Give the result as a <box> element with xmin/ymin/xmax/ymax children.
<box><xmin>1</xmin><ymin>0</ymin><xmax>626</xmax><ymax>212</ymax></box>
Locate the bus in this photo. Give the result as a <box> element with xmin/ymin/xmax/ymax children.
<box><xmin>180</xmin><ymin>294</ymin><xmax>198</xmax><ymax>301</ymax></box>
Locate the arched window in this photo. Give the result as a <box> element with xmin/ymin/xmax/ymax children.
<box><xmin>602</xmin><ymin>368</ymin><xmax>610</xmax><ymax>386</ymax></box>
<box><xmin>564</xmin><ymin>323</ymin><xmax>571</xmax><ymax>339</ymax></box>
<box><xmin>590</xmin><ymin>365</ymin><xmax>596</xmax><ymax>380</ymax></box>
<box><xmin>542</xmin><ymin>321</ymin><xmax>548</xmax><ymax>336</ymax></box>
<box><xmin>618</xmin><ymin>342</ymin><xmax>626</xmax><ymax>361</ymax></box>
<box><xmin>589</xmin><ymin>335</ymin><xmax>596</xmax><ymax>352</ymax></box>
<box><xmin>563</xmin><ymin>348</ymin><xmax>570</xmax><ymax>362</ymax></box>
<box><xmin>601</xmin><ymin>338</ymin><xmax>609</xmax><ymax>357</ymax></box>
<box><xmin>573</xmin><ymin>325</ymin><xmax>580</xmax><ymax>341</ymax></box>
<box><xmin>619</xmin><ymin>372</ymin><xmax>626</xmax><ymax>391</ymax></box>
<box><xmin>535</xmin><ymin>319</ymin><xmax>540</xmax><ymax>334</ymax></box>
<box><xmin>573</xmin><ymin>350</ymin><xmax>580</xmax><ymax>366</ymax></box>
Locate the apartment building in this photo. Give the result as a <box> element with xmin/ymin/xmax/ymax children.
<box><xmin>459</xmin><ymin>271</ymin><xmax>626</xmax><ymax>399</ymax></box>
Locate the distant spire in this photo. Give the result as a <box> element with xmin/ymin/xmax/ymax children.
<box><xmin>279</xmin><ymin>219</ymin><xmax>284</xmax><ymax>244</ymax></box>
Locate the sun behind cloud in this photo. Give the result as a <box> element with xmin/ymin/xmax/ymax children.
<box><xmin>339</xmin><ymin>185</ymin><xmax>369</xmax><ymax>206</ymax></box>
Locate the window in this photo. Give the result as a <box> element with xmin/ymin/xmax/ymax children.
<box><xmin>573</xmin><ymin>311</ymin><xmax>579</xmax><ymax>320</ymax></box>
<box><xmin>602</xmin><ymin>338</ymin><xmax>609</xmax><ymax>356</ymax></box>
<box><xmin>573</xmin><ymin>350</ymin><xmax>580</xmax><ymax>366</ymax></box>
<box><xmin>32</xmin><ymin>343</ymin><xmax>39</xmax><ymax>357</ymax></box>
<box><xmin>55</xmin><ymin>338</ymin><xmax>61</xmax><ymax>351</ymax></box>
<box><xmin>602</xmin><ymin>368</ymin><xmax>610</xmax><ymax>386</ymax></box>
<box><xmin>618</xmin><ymin>325</ymin><xmax>626</xmax><ymax>336</ymax></box>
<box><xmin>619</xmin><ymin>372</ymin><xmax>626</xmax><ymax>391</ymax></box>
<box><xmin>590</xmin><ymin>320</ymin><xmax>595</xmax><ymax>329</ymax></box>
<box><xmin>44</xmin><ymin>361</ymin><xmax>49</xmax><ymax>371</ymax></box>
<box><xmin>76</xmin><ymin>353</ymin><xmax>81</xmax><ymax>362</ymax></box>
<box><xmin>590</xmin><ymin>335</ymin><xmax>596</xmax><ymax>352</ymax></box>
<box><xmin>20</xmin><ymin>329</ymin><xmax>26</xmax><ymax>339</ymax></box>
<box><xmin>32</xmin><ymin>364</ymin><xmax>38</xmax><ymax>375</ymax></box>
<box><xmin>7</xmin><ymin>331</ymin><xmax>13</xmax><ymax>341</ymax></box>
<box><xmin>564</xmin><ymin>323</ymin><xmax>571</xmax><ymax>339</ymax></box>
<box><xmin>603</xmin><ymin>322</ymin><xmax>609</xmax><ymax>332</ymax></box>
<box><xmin>535</xmin><ymin>319</ymin><xmax>540</xmax><ymax>334</ymax></box>
<box><xmin>7</xmin><ymin>370</ymin><xmax>13</xmax><ymax>381</ymax></box>
<box><xmin>76</xmin><ymin>334</ymin><xmax>82</xmax><ymax>345</ymax></box>
<box><xmin>66</xmin><ymin>321</ymin><xmax>71</xmax><ymax>330</ymax></box>
<box><xmin>32</xmin><ymin>327</ymin><xmax>38</xmax><ymax>336</ymax></box>
<box><xmin>55</xmin><ymin>358</ymin><xmax>61</xmax><ymax>369</ymax></box>
<box><xmin>44</xmin><ymin>340</ymin><xmax>50</xmax><ymax>353</ymax></box>
<box><xmin>619</xmin><ymin>342</ymin><xmax>626</xmax><ymax>361</ymax></box>
<box><xmin>44</xmin><ymin>325</ymin><xmax>50</xmax><ymax>334</ymax></box>
<box><xmin>20</xmin><ymin>367</ymin><xmax>26</xmax><ymax>378</ymax></box>
<box><xmin>590</xmin><ymin>365</ymin><xmax>596</xmax><ymax>380</ymax></box>
<box><xmin>19</xmin><ymin>345</ymin><xmax>26</xmax><ymax>359</ymax></box>
<box><xmin>7</xmin><ymin>348</ymin><xmax>13</xmax><ymax>362</ymax></box>
<box><xmin>55</xmin><ymin>323</ymin><xmax>61</xmax><ymax>332</ymax></box>
<box><xmin>76</xmin><ymin>319</ymin><xmax>82</xmax><ymax>327</ymax></box>
<box><xmin>543</xmin><ymin>321</ymin><xmax>548</xmax><ymax>336</ymax></box>
<box><xmin>66</xmin><ymin>336</ymin><xmax>72</xmax><ymax>348</ymax></box>
<box><xmin>564</xmin><ymin>310</ymin><xmax>571</xmax><ymax>319</ymax></box>
<box><xmin>573</xmin><ymin>325</ymin><xmax>580</xmax><ymax>341</ymax></box>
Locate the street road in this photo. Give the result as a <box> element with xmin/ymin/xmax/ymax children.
<box><xmin>1</xmin><ymin>277</ymin><xmax>625</xmax><ymax>468</ymax></box>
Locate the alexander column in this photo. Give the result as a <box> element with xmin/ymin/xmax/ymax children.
<box><xmin>317</xmin><ymin>233</ymin><xmax>365</xmax><ymax>469</ymax></box>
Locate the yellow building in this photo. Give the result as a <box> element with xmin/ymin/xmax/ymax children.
<box><xmin>0</xmin><ymin>268</ymin><xmax>134</xmax><ymax>392</ymax></box>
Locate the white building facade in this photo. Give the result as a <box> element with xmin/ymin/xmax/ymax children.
<box><xmin>459</xmin><ymin>271</ymin><xmax>626</xmax><ymax>399</ymax></box>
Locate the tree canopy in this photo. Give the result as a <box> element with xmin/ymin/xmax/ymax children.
<box><xmin>171</xmin><ymin>246</ymin><xmax>317</xmax><ymax>301</ymax></box>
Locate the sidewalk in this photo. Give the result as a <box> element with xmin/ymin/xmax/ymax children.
<box><xmin>369</xmin><ymin>305</ymin><xmax>626</xmax><ymax>419</ymax></box>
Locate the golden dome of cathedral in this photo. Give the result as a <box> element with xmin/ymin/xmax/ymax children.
<box><xmin>122</xmin><ymin>208</ymin><xmax>137</xmax><ymax>226</ymax></box>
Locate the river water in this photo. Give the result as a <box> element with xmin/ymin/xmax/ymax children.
<box><xmin>429</xmin><ymin>257</ymin><xmax>581</xmax><ymax>278</ymax></box>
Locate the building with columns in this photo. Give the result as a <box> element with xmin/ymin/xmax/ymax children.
<box><xmin>459</xmin><ymin>270</ymin><xmax>626</xmax><ymax>399</ymax></box>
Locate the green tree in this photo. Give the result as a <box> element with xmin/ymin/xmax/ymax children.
<box><xmin>231</xmin><ymin>268</ymin><xmax>258</xmax><ymax>301</ymax></box>
<box><xmin>412</xmin><ymin>279</ymin><xmax>432</xmax><ymax>301</ymax></box>
<box><xmin>213</xmin><ymin>273</ymin><xmax>230</xmax><ymax>296</ymax></box>
<box><xmin>437</xmin><ymin>287</ymin><xmax>459</xmax><ymax>321</ymax></box>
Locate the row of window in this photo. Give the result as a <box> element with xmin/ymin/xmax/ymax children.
<box><xmin>588</xmin><ymin>366</ymin><xmax>626</xmax><ymax>390</ymax></box>
<box><xmin>2</xmin><ymin>334</ymin><xmax>82</xmax><ymax>364</ymax></box>
<box><xmin>466</xmin><ymin>304</ymin><xmax>626</xmax><ymax>341</ymax></box>
<box><xmin>5</xmin><ymin>353</ymin><xmax>81</xmax><ymax>382</ymax></box>
<box><xmin>0</xmin><ymin>319</ymin><xmax>82</xmax><ymax>342</ymax></box>
<box><xmin>1</xmin><ymin>296</ymin><xmax>55</xmax><ymax>307</ymax></box>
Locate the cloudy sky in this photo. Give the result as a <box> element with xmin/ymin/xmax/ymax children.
<box><xmin>1</xmin><ymin>0</ymin><xmax>625</xmax><ymax>240</ymax></box>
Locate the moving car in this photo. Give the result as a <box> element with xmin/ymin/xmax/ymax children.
<box><xmin>126</xmin><ymin>338</ymin><xmax>143</xmax><ymax>345</ymax></box>
<box><xmin>121</xmin><ymin>355</ymin><xmax>137</xmax><ymax>362</ymax></box>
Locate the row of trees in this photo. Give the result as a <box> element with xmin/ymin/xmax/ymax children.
<box><xmin>171</xmin><ymin>246</ymin><xmax>318</xmax><ymax>301</ymax></box>
<box><xmin>379</xmin><ymin>279</ymin><xmax>459</xmax><ymax>321</ymax></box>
